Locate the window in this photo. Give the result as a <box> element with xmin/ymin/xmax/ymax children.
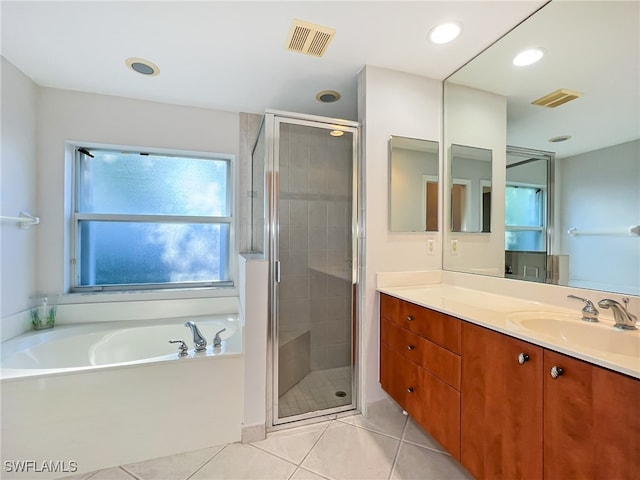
<box><xmin>505</xmin><ymin>184</ymin><xmax>546</xmax><ymax>252</ymax></box>
<box><xmin>72</xmin><ymin>147</ymin><xmax>233</xmax><ymax>291</ymax></box>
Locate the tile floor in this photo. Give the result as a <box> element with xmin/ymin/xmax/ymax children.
<box><xmin>60</xmin><ymin>397</ymin><xmax>472</xmax><ymax>480</ymax></box>
<box><xmin>278</xmin><ymin>367</ymin><xmax>352</xmax><ymax>418</ymax></box>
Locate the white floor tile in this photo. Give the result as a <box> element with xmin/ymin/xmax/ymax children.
<box><xmin>403</xmin><ymin>418</ymin><xmax>448</xmax><ymax>454</ymax></box>
<box><xmin>251</xmin><ymin>421</ymin><xmax>329</xmax><ymax>464</ymax></box>
<box><xmin>289</xmin><ymin>467</ymin><xmax>331</xmax><ymax>480</ymax></box>
<box><xmin>391</xmin><ymin>442</ymin><xmax>473</xmax><ymax>480</ymax></box>
<box><xmin>301</xmin><ymin>421</ymin><xmax>399</xmax><ymax>480</ymax></box>
<box><xmin>189</xmin><ymin>443</ymin><xmax>296</xmax><ymax>480</ymax></box>
<box><xmin>84</xmin><ymin>467</ymin><xmax>136</xmax><ymax>480</ymax></box>
<box><xmin>338</xmin><ymin>397</ymin><xmax>407</xmax><ymax>439</ymax></box>
<box><xmin>121</xmin><ymin>445</ymin><xmax>224</xmax><ymax>480</ymax></box>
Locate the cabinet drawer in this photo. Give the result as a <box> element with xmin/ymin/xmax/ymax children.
<box><xmin>380</xmin><ymin>294</ymin><xmax>461</xmax><ymax>354</ymax></box>
<box><xmin>380</xmin><ymin>343</ymin><xmax>461</xmax><ymax>460</ymax></box>
<box><xmin>380</xmin><ymin>343</ymin><xmax>423</xmax><ymax>418</ymax></box>
<box><xmin>381</xmin><ymin>318</ymin><xmax>461</xmax><ymax>390</ymax></box>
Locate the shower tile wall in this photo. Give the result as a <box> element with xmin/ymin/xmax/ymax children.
<box><xmin>279</xmin><ymin>123</ymin><xmax>353</xmax><ymax>373</ymax></box>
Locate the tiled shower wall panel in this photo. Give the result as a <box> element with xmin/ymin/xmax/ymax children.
<box><xmin>279</xmin><ymin>123</ymin><xmax>353</xmax><ymax>372</ymax></box>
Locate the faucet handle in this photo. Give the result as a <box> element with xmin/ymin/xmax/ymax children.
<box><xmin>567</xmin><ymin>295</ymin><xmax>599</xmax><ymax>322</ymax></box>
<box><xmin>213</xmin><ymin>328</ymin><xmax>226</xmax><ymax>348</ymax></box>
<box><xmin>621</xmin><ymin>297</ymin><xmax>638</xmax><ymax>323</ymax></box>
<box><xmin>169</xmin><ymin>339</ymin><xmax>189</xmax><ymax>357</ymax></box>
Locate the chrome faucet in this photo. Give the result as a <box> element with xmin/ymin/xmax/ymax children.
<box><xmin>184</xmin><ymin>321</ymin><xmax>207</xmax><ymax>351</ymax></box>
<box><xmin>213</xmin><ymin>328</ymin><xmax>226</xmax><ymax>348</ymax></box>
<box><xmin>597</xmin><ymin>298</ymin><xmax>638</xmax><ymax>330</ymax></box>
<box><xmin>567</xmin><ymin>295</ymin><xmax>599</xmax><ymax>322</ymax></box>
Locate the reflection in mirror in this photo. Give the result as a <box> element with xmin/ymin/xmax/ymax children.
<box><xmin>450</xmin><ymin>144</ymin><xmax>492</xmax><ymax>233</ymax></box>
<box><xmin>443</xmin><ymin>0</ymin><xmax>639</xmax><ymax>295</ymax></box>
<box><xmin>505</xmin><ymin>147</ymin><xmax>553</xmax><ymax>283</ymax></box>
<box><xmin>389</xmin><ymin>136</ymin><xmax>439</xmax><ymax>232</ymax></box>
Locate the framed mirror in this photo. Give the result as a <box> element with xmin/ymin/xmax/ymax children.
<box><xmin>450</xmin><ymin>144</ymin><xmax>492</xmax><ymax>233</ymax></box>
<box><xmin>443</xmin><ymin>1</ymin><xmax>639</xmax><ymax>295</ymax></box>
<box><xmin>389</xmin><ymin>136</ymin><xmax>439</xmax><ymax>232</ymax></box>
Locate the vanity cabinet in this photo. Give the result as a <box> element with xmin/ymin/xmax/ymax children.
<box><xmin>379</xmin><ymin>294</ymin><xmax>640</xmax><ymax>480</ymax></box>
<box><xmin>543</xmin><ymin>350</ymin><xmax>640</xmax><ymax>480</ymax></box>
<box><xmin>461</xmin><ymin>322</ymin><xmax>543</xmax><ymax>479</ymax></box>
<box><xmin>460</xmin><ymin>323</ymin><xmax>639</xmax><ymax>480</ymax></box>
<box><xmin>380</xmin><ymin>294</ymin><xmax>461</xmax><ymax>459</ymax></box>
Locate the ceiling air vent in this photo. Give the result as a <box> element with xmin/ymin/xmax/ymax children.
<box><xmin>531</xmin><ymin>88</ymin><xmax>583</xmax><ymax>108</ymax></box>
<box><xmin>286</xmin><ymin>19</ymin><xmax>335</xmax><ymax>57</ymax></box>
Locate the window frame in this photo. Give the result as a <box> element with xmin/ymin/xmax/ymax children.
<box><xmin>505</xmin><ymin>181</ymin><xmax>547</xmax><ymax>252</ymax></box>
<box><xmin>70</xmin><ymin>145</ymin><xmax>235</xmax><ymax>293</ymax></box>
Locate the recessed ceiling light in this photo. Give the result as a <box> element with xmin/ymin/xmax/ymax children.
<box><xmin>125</xmin><ymin>57</ymin><xmax>160</xmax><ymax>76</ymax></box>
<box><xmin>329</xmin><ymin>130</ymin><xmax>344</xmax><ymax>137</ymax></box>
<box><xmin>429</xmin><ymin>23</ymin><xmax>461</xmax><ymax>44</ymax></box>
<box><xmin>549</xmin><ymin>135</ymin><xmax>572</xmax><ymax>143</ymax></box>
<box><xmin>513</xmin><ymin>48</ymin><xmax>544</xmax><ymax>67</ymax></box>
<box><xmin>316</xmin><ymin>90</ymin><xmax>341</xmax><ymax>103</ymax></box>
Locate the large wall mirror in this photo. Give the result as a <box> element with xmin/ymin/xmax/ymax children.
<box><xmin>443</xmin><ymin>0</ymin><xmax>639</xmax><ymax>295</ymax></box>
<box><xmin>389</xmin><ymin>136</ymin><xmax>439</xmax><ymax>232</ymax></box>
<box><xmin>450</xmin><ymin>144</ymin><xmax>492</xmax><ymax>233</ymax></box>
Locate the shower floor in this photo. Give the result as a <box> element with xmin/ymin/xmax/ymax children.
<box><xmin>278</xmin><ymin>366</ymin><xmax>352</xmax><ymax>418</ymax></box>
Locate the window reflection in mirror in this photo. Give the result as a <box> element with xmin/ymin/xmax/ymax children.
<box><xmin>504</xmin><ymin>148</ymin><xmax>553</xmax><ymax>283</ymax></box>
<box><xmin>389</xmin><ymin>136</ymin><xmax>439</xmax><ymax>232</ymax></box>
<box><xmin>450</xmin><ymin>144</ymin><xmax>492</xmax><ymax>233</ymax></box>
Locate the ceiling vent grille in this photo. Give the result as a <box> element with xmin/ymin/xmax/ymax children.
<box><xmin>286</xmin><ymin>19</ymin><xmax>335</xmax><ymax>57</ymax></box>
<box><xmin>531</xmin><ymin>88</ymin><xmax>583</xmax><ymax>108</ymax></box>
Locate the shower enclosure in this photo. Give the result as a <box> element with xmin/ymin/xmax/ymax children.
<box><xmin>251</xmin><ymin>110</ymin><xmax>359</xmax><ymax>426</ymax></box>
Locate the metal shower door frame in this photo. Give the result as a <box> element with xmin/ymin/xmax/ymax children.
<box><xmin>264</xmin><ymin>110</ymin><xmax>360</xmax><ymax>428</ymax></box>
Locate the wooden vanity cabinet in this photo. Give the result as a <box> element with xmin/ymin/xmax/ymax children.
<box><xmin>380</xmin><ymin>293</ymin><xmax>639</xmax><ymax>479</ymax></box>
<box><xmin>380</xmin><ymin>294</ymin><xmax>461</xmax><ymax>459</ymax></box>
<box><xmin>543</xmin><ymin>350</ymin><xmax>640</xmax><ymax>480</ymax></box>
<box><xmin>461</xmin><ymin>322</ymin><xmax>544</xmax><ymax>480</ymax></box>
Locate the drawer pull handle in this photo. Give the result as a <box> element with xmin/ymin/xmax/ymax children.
<box><xmin>517</xmin><ymin>353</ymin><xmax>529</xmax><ymax>365</ymax></box>
<box><xmin>407</xmin><ymin>344</ymin><xmax>415</xmax><ymax>351</ymax></box>
<box><xmin>550</xmin><ymin>366</ymin><xmax>564</xmax><ymax>379</ymax></box>
<box><xmin>406</xmin><ymin>315</ymin><xmax>414</xmax><ymax>322</ymax></box>
<box><xmin>407</xmin><ymin>387</ymin><xmax>414</xmax><ymax>393</ymax></box>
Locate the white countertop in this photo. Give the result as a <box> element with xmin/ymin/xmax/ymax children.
<box><xmin>378</xmin><ymin>283</ymin><xmax>640</xmax><ymax>379</ymax></box>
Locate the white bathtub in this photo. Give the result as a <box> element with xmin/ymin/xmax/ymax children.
<box><xmin>1</xmin><ymin>314</ymin><xmax>244</xmax><ymax>479</ymax></box>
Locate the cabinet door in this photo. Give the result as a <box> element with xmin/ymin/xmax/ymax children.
<box><xmin>380</xmin><ymin>343</ymin><xmax>422</xmax><ymax>417</ymax></box>
<box><xmin>544</xmin><ymin>350</ymin><xmax>640</xmax><ymax>480</ymax></box>
<box><xmin>461</xmin><ymin>323</ymin><xmax>543</xmax><ymax>480</ymax></box>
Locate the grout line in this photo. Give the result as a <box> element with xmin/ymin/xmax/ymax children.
<box><xmin>296</xmin><ymin>418</ymin><xmax>333</xmax><ymax>467</ymax></box>
<box><xmin>185</xmin><ymin>444</ymin><xmax>228</xmax><ymax>480</ymax></box>
<box><xmin>402</xmin><ymin>437</ymin><xmax>451</xmax><ymax>456</ymax></box>
<box><xmin>119</xmin><ymin>465</ymin><xmax>143</xmax><ymax>480</ymax></box>
<box><xmin>289</xmin><ymin>466</ymin><xmax>334</xmax><ymax>480</ymax></box>
<box><xmin>334</xmin><ymin>416</ymin><xmax>405</xmax><ymax>442</ymax></box>
<box><xmin>387</xmin><ymin>413</ymin><xmax>410</xmax><ymax>480</ymax></box>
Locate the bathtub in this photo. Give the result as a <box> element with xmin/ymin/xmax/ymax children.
<box><xmin>1</xmin><ymin>314</ymin><xmax>244</xmax><ymax>479</ymax></box>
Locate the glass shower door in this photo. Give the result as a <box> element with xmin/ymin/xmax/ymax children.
<box><xmin>269</xmin><ymin>114</ymin><xmax>358</xmax><ymax>424</ymax></box>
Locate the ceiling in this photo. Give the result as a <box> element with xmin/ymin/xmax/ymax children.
<box><xmin>448</xmin><ymin>0</ymin><xmax>640</xmax><ymax>159</ymax></box>
<box><xmin>1</xmin><ymin>0</ymin><xmax>547</xmax><ymax>121</ymax></box>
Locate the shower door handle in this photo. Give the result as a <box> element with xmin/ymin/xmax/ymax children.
<box><xmin>275</xmin><ymin>261</ymin><xmax>281</xmax><ymax>283</ymax></box>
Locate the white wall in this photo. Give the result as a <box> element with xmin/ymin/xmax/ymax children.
<box><xmin>358</xmin><ymin>66</ymin><xmax>442</xmax><ymax>405</ymax></box>
<box><xmin>558</xmin><ymin>140</ymin><xmax>640</xmax><ymax>294</ymax></box>
<box><xmin>1</xmin><ymin>57</ymin><xmax>38</xmax><ymax>318</ymax></box>
<box><xmin>443</xmin><ymin>83</ymin><xmax>507</xmax><ymax>276</ymax></box>
<box><xmin>35</xmin><ymin>87</ymin><xmax>240</xmax><ymax>301</ymax></box>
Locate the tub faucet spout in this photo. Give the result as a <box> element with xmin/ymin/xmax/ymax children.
<box><xmin>597</xmin><ymin>298</ymin><xmax>638</xmax><ymax>330</ymax></box>
<box><xmin>185</xmin><ymin>321</ymin><xmax>207</xmax><ymax>352</ymax></box>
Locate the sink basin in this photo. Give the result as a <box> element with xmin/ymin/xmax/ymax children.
<box><xmin>507</xmin><ymin>311</ymin><xmax>640</xmax><ymax>357</ymax></box>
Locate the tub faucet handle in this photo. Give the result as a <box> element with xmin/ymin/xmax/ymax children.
<box><xmin>567</xmin><ymin>294</ymin><xmax>599</xmax><ymax>322</ymax></box>
<box><xmin>213</xmin><ymin>328</ymin><xmax>226</xmax><ymax>348</ymax></box>
<box><xmin>169</xmin><ymin>339</ymin><xmax>189</xmax><ymax>357</ymax></box>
